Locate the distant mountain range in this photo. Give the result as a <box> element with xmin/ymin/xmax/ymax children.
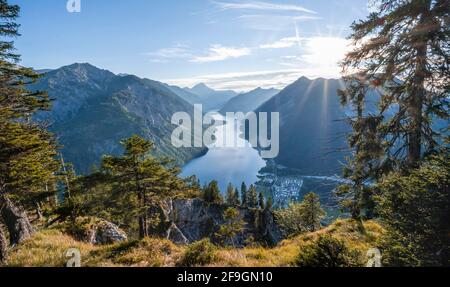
<box><xmin>219</xmin><ymin>87</ymin><xmax>279</xmax><ymax>115</ymax></box>
<box><xmin>183</xmin><ymin>83</ymin><xmax>238</xmax><ymax>111</ymax></box>
<box><xmin>255</xmin><ymin>77</ymin><xmax>351</xmax><ymax>175</ymax></box>
<box><xmin>30</xmin><ymin>63</ymin><xmax>377</xmax><ymax>177</ymax></box>
<box><xmin>31</xmin><ymin>63</ymin><xmax>207</xmax><ymax>173</ymax></box>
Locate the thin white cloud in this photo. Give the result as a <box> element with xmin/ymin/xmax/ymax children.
<box><xmin>191</xmin><ymin>45</ymin><xmax>252</xmax><ymax>63</ymax></box>
<box><xmin>214</xmin><ymin>1</ymin><xmax>317</xmax><ymax>14</ymax></box>
<box><xmin>237</xmin><ymin>14</ymin><xmax>320</xmax><ymax>31</ymax></box>
<box><xmin>162</xmin><ymin>36</ymin><xmax>351</xmax><ymax>91</ymax></box>
<box><xmin>143</xmin><ymin>45</ymin><xmax>192</xmax><ymax>63</ymax></box>
<box><xmin>259</xmin><ymin>36</ymin><xmax>299</xmax><ymax>49</ymax></box>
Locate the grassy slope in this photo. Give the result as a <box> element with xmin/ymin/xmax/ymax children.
<box><xmin>5</xmin><ymin>219</ymin><xmax>384</xmax><ymax>267</ymax></box>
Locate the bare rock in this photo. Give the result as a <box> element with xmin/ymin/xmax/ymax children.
<box><xmin>166</xmin><ymin>223</ymin><xmax>189</xmax><ymax>245</ymax></box>
<box><xmin>148</xmin><ymin>198</ymin><xmax>283</xmax><ymax>247</ymax></box>
<box><xmin>71</xmin><ymin>217</ymin><xmax>127</xmax><ymax>245</ymax></box>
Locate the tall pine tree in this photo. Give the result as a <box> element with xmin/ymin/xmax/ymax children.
<box><xmin>339</xmin><ymin>0</ymin><xmax>449</xmax><ymax>219</ymax></box>
<box><xmin>341</xmin><ymin>0</ymin><xmax>449</xmax><ymax>170</ymax></box>
<box><xmin>0</xmin><ymin>0</ymin><xmax>58</xmax><ymax>247</ymax></box>
<box><xmin>98</xmin><ymin>135</ymin><xmax>184</xmax><ymax>239</ymax></box>
<box><xmin>240</xmin><ymin>182</ymin><xmax>248</xmax><ymax>207</ymax></box>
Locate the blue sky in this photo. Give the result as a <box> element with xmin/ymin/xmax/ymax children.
<box><xmin>12</xmin><ymin>0</ymin><xmax>370</xmax><ymax>91</ymax></box>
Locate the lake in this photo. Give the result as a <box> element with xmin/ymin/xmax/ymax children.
<box><xmin>181</xmin><ymin>113</ymin><xmax>267</xmax><ymax>192</ymax></box>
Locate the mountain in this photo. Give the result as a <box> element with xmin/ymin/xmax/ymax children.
<box><xmin>31</xmin><ymin>63</ymin><xmax>206</xmax><ymax>173</ymax></box>
<box><xmin>254</xmin><ymin>77</ymin><xmax>351</xmax><ymax>175</ymax></box>
<box><xmin>184</xmin><ymin>83</ymin><xmax>238</xmax><ymax>111</ymax></box>
<box><xmin>219</xmin><ymin>87</ymin><xmax>280</xmax><ymax>114</ymax></box>
<box><xmin>165</xmin><ymin>84</ymin><xmax>203</xmax><ymax>105</ymax></box>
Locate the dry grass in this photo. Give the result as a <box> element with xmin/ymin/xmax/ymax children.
<box><xmin>212</xmin><ymin>219</ymin><xmax>384</xmax><ymax>267</ymax></box>
<box><xmin>5</xmin><ymin>219</ymin><xmax>384</xmax><ymax>267</ymax></box>
<box><xmin>6</xmin><ymin>229</ymin><xmax>98</xmax><ymax>267</ymax></box>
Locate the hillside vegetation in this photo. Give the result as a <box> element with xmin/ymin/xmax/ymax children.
<box><xmin>5</xmin><ymin>219</ymin><xmax>383</xmax><ymax>267</ymax></box>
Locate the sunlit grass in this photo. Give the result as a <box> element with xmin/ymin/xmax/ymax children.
<box><xmin>5</xmin><ymin>219</ymin><xmax>384</xmax><ymax>267</ymax></box>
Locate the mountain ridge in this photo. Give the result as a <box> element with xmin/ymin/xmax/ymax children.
<box><xmin>184</xmin><ymin>83</ymin><xmax>238</xmax><ymax>111</ymax></box>
<box><xmin>31</xmin><ymin>63</ymin><xmax>207</xmax><ymax>173</ymax></box>
<box><xmin>219</xmin><ymin>87</ymin><xmax>280</xmax><ymax>114</ymax></box>
<box><xmin>254</xmin><ymin>77</ymin><xmax>351</xmax><ymax>175</ymax></box>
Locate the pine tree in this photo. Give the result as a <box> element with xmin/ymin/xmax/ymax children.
<box><xmin>341</xmin><ymin>0</ymin><xmax>449</xmax><ymax>170</ymax></box>
<box><xmin>376</xmin><ymin>154</ymin><xmax>450</xmax><ymax>266</ymax></box>
<box><xmin>300</xmin><ymin>193</ymin><xmax>326</xmax><ymax>232</ymax></box>
<box><xmin>97</xmin><ymin>135</ymin><xmax>184</xmax><ymax>239</ymax></box>
<box><xmin>215</xmin><ymin>207</ymin><xmax>244</xmax><ymax>247</ymax></box>
<box><xmin>258</xmin><ymin>193</ymin><xmax>265</xmax><ymax>210</ymax></box>
<box><xmin>225</xmin><ymin>183</ymin><xmax>236</xmax><ymax>205</ymax></box>
<box><xmin>203</xmin><ymin>180</ymin><xmax>223</xmax><ymax>204</ymax></box>
<box><xmin>278</xmin><ymin>193</ymin><xmax>326</xmax><ymax>236</ymax></box>
<box><xmin>339</xmin><ymin>0</ymin><xmax>449</xmax><ymax>219</ymax></box>
<box><xmin>0</xmin><ymin>0</ymin><xmax>58</xmax><ymax>246</ymax></box>
<box><xmin>234</xmin><ymin>188</ymin><xmax>241</xmax><ymax>206</ymax></box>
<box><xmin>247</xmin><ymin>185</ymin><xmax>258</xmax><ymax>208</ymax></box>
<box><xmin>240</xmin><ymin>182</ymin><xmax>247</xmax><ymax>207</ymax></box>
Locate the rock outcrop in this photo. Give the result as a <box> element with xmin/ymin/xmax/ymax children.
<box><xmin>71</xmin><ymin>218</ymin><xmax>128</xmax><ymax>245</ymax></box>
<box><xmin>149</xmin><ymin>198</ymin><xmax>283</xmax><ymax>247</ymax></box>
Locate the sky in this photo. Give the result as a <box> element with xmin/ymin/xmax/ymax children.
<box><xmin>12</xmin><ymin>0</ymin><xmax>371</xmax><ymax>91</ymax></box>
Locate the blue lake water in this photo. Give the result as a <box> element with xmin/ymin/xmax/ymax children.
<box><xmin>181</xmin><ymin>113</ymin><xmax>266</xmax><ymax>192</ymax></box>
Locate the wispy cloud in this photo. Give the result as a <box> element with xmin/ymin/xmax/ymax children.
<box><xmin>236</xmin><ymin>14</ymin><xmax>320</xmax><ymax>31</ymax></box>
<box><xmin>213</xmin><ymin>1</ymin><xmax>317</xmax><ymax>14</ymax></box>
<box><xmin>190</xmin><ymin>45</ymin><xmax>252</xmax><ymax>63</ymax></box>
<box><xmin>259</xmin><ymin>36</ymin><xmax>299</xmax><ymax>49</ymax></box>
<box><xmin>143</xmin><ymin>44</ymin><xmax>192</xmax><ymax>63</ymax></box>
<box><xmin>162</xmin><ymin>36</ymin><xmax>350</xmax><ymax>91</ymax></box>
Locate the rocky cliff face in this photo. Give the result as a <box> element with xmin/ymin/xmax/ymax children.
<box><xmin>149</xmin><ymin>198</ymin><xmax>283</xmax><ymax>247</ymax></box>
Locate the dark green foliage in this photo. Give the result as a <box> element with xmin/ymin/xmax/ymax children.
<box><xmin>215</xmin><ymin>207</ymin><xmax>245</xmax><ymax>247</ymax></box>
<box><xmin>78</xmin><ymin>135</ymin><xmax>186</xmax><ymax>239</ymax></box>
<box><xmin>178</xmin><ymin>239</ymin><xmax>217</xmax><ymax>267</ymax></box>
<box><xmin>240</xmin><ymin>182</ymin><xmax>247</xmax><ymax>207</ymax></box>
<box><xmin>225</xmin><ymin>183</ymin><xmax>240</xmax><ymax>205</ymax></box>
<box><xmin>376</xmin><ymin>154</ymin><xmax>450</xmax><ymax>266</ymax></box>
<box><xmin>246</xmin><ymin>185</ymin><xmax>258</xmax><ymax>208</ymax></box>
<box><xmin>202</xmin><ymin>180</ymin><xmax>223</xmax><ymax>204</ymax></box>
<box><xmin>0</xmin><ymin>0</ymin><xmax>58</xmax><ymax>201</ymax></box>
<box><xmin>338</xmin><ymin>0</ymin><xmax>450</xmax><ymax>220</ymax></box>
<box><xmin>0</xmin><ymin>0</ymin><xmax>58</xmax><ymax>247</ymax></box>
<box><xmin>277</xmin><ymin>193</ymin><xmax>326</xmax><ymax>237</ymax></box>
<box><xmin>295</xmin><ymin>235</ymin><xmax>363</xmax><ymax>267</ymax></box>
<box><xmin>258</xmin><ymin>193</ymin><xmax>265</xmax><ymax>209</ymax></box>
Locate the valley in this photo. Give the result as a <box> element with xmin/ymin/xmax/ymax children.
<box><xmin>34</xmin><ymin>63</ymin><xmax>350</xmax><ymax>220</ymax></box>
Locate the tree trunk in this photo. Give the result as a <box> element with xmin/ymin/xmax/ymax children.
<box><xmin>0</xmin><ymin>195</ymin><xmax>33</xmax><ymax>245</ymax></box>
<box><xmin>0</xmin><ymin>225</ymin><xmax>7</xmax><ymax>264</ymax></box>
<box><xmin>408</xmin><ymin>0</ymin><xmax>431</xmax><ymax>167</ymax></box>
